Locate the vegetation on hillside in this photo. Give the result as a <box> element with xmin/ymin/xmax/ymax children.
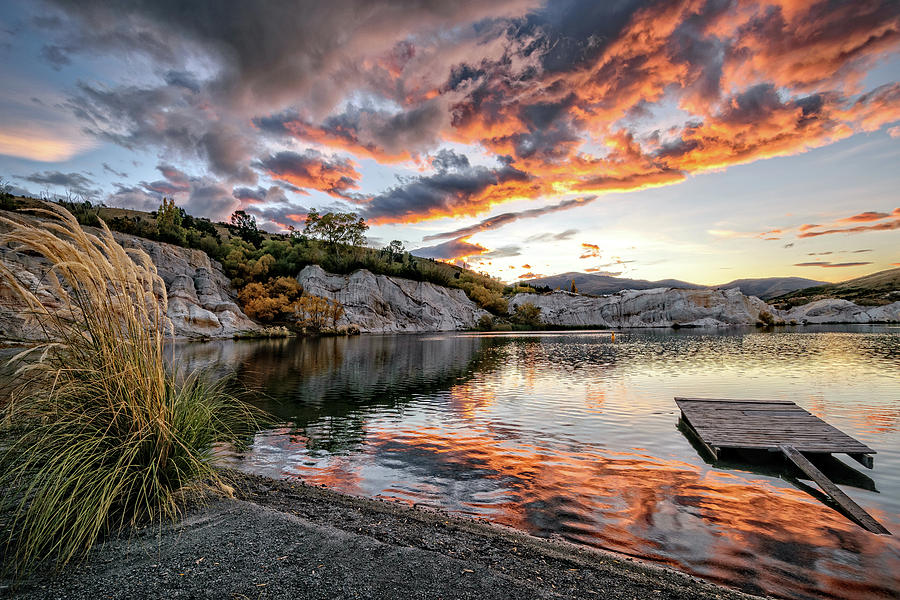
<box><xmin>770</xmin><ymin>268</ymin><xmax>900</xmax><ymax>308</ymax></box>
<box><xmin>0</xmin><ymin>194</ymin><xmax>527</xmax><ymax>322</ymax></box>
<box><xmin>0</xmin><ymin>204</ymin><xmax>261</xmax><ymax>575</ymax></box>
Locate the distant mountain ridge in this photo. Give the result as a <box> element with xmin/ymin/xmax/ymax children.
<box><xmin>523</xmin><ymin>272</ymin><xmax>704</xmax><ymax>296</ymax></box>
<box><xmin>771</xmin><ymin>267</ymin><xmax>900</xmax><ymax>307</ymax></box>
<box><xmin>522</xmin><ymin>272</ymin><xmax>826</xmax><ymax>299</ymax></box>
<box><xmin>714</xmin><ymin>277</ymin><xmax>827</xmax><ymax>300</ymax></box>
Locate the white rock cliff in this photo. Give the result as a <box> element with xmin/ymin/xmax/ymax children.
<box><xmin>0</xmin><ymin>229</ymin><xmax>258</xmax><ymax>340</ymax></box>
<box><xmin>509</xmin><ymin>288</ymin><xmax>900</xmax><ymax>327</ymax></box>
<box><xmin>784</xmin><ymin>298</ymin><xmax>900</xmax><ymax>324</ymax></box>
<box><xmin>297</xmin><ymin>264</ymin><xmax>489</xmax><ymax>333</ymax></box>
<box><xmin>508</xmin><ymin>288</ymin><xmax>777</xmax><ymax>327</ymax></box>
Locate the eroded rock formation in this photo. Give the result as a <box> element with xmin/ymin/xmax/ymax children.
<box><xmin>297</xmin><ymin>265</ymin><xmax>489</xmax><ymax>333</ymax></box>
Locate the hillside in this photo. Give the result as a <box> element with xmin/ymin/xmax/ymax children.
<box><xmin>522</xmin><ymin>272</ymin><xmax>703</xmax><ymax>295</ymax></box>
<box><xmin>714</xmin><ymin>277</ymin><xmax>827</xmax><ymax>300</ymax></box>
<box><xmin>522</xmin><ymin>271</ymin><xmax>825</xmax><ymax>299</ymax></box>
<box><xmin>770</xmin><ymin>268</ymin><xmax>900</xmax><ymax>308</ymax></box>
<box><xmin>0</xmin><ymin>195</ymin><xmax>516</xmax><ymax>321</ymax></box>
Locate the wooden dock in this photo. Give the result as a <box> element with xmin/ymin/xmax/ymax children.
<box><xmin>675</xmin><ymin>397</ymin><xmax>889</xmax><ymax>535</ymax></box>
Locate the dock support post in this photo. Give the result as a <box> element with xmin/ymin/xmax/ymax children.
<box><xmin>848</xmin><ymin>453</ymin><xmax>874</xmax><ymax>469</ymax></box>
<box><xmin>779</xmin><ymin>445</ymin><xmax>889</xmax><ymax>535</ymax></box>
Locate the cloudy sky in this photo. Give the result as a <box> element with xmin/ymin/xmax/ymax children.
<box><xmin>1</xmin><ymin>0</ymin><xmax>898</xmax><ymax>284</ymax></box>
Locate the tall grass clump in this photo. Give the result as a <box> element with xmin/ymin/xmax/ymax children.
<box><xmin>0</xmin><ymin>204</ymin><xmax>259</xmax><ymax>576</ymax></box>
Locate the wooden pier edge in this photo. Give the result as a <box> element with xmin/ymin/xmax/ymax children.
<box><xmin>779</xmin><ymin>444</ymin><xmax>890</xmax><ymax>535</ymax></box>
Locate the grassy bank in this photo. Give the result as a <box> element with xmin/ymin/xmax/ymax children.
<box><xmin>0</xmin><ymin>204</ymin><xmax>260</xmax><ymax>576</ymax></box>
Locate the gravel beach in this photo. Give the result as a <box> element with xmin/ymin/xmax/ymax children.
<box><xmin>3</xmin><ymin>473</ymin><xmax>762</xmax><ymax>600</ymax></box>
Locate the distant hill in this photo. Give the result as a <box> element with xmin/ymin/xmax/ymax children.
<box><xmin>714</xmin><ymin>277</ymin><xmax>827</xmax><ymax>300</ymax></box>
<box><xmin>522</xmin><ymin>272</ymin><xmax>704</xmax><ymax>295</ymax></box>
<box><xmin>522</xmin><ymin>272</ymin><xmax>833</xmax><ymax>300</ymax></box>
<box><xmin>770</xmin><ymin>268</ymin><xmax>900</xmax><ymax>307</ymax></box>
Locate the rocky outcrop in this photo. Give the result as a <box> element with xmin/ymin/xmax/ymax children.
<box><xmin>115</xmin><ymin>233</ymin><xmax>258</xmax><ymax>338</ymax></box>
<box><xmin>297</xmin><ymin>265</ymin><xmax>489</xmax><ymax>333</ymax></box>
<box><xmin>509</xmin><ymin>288</ymin><xmax>777</xmax><ymax>328</ymax></box>
<box><xmin>784</xmin><ymin>299</ymin><xmax>900</xmax><ymax>324</ymax></box>
<box><xmin>0</xmin><ymin>226</ymin><xmax>258</xmax><ymax>341</ymax></box>
<box><xmin>510</xmin><ymin>288</ymin><xmax>900</xmax><ymax>327</ymax></box>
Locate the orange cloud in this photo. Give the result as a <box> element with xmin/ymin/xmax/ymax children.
<box><xmin>411</xmin><ymin>235</ymin><xmax>488</xmax><ymax>262</ymax></box>
<box><xmin>255</xmin><ymin>150</ymin><xmax>360</xmax><ymax>198</ymax></box>
<box><xmin>797</xmin><ymin>219</ymin><xmax>900</xmax><ymax>238</ymax></box>
<box><xmin>249</xmin><ymin>1</ymin><xmax>900</xmax><ymax>226</ymax></box>
<box><xmin>838</xmin><ymin>211</ymin><xmax>892</xmax><ymax>223</ymax></box>
<box><xmin>579</xmin><ymin>242</ymin><xmax>601</xmax><ymax>259</ymax></box>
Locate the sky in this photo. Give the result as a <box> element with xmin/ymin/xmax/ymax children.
<box><xmin>0</xmin><ymin>0</ymin><xmax>898</xmax><ymax>285</ymax></box>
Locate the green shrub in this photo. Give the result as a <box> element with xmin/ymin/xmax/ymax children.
<box><xmin>0</xmin><ymin>204</ymin><xmax>261</xmax><ymax>575</ymax></box>
<box><xmin>512</xmin><ymin>302</ymin><xmax>542</xmax><ymax>328</ymax></box>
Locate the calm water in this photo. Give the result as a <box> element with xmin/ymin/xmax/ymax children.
<box><xmin>178</xmin><ymin>326</ymin><xmax>900</xmax><ymax>600</ymax></box>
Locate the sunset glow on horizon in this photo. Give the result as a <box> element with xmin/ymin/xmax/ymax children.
<box><xmin>1</xmin><ymin>0</ymin><xmax>898</xmax><ymax>284</ymax></box>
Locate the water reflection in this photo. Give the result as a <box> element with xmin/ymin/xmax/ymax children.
<box><xmin>176</xmin><ymin>327</ymin><xmax>900</xmax><ymax>600</ymax></box>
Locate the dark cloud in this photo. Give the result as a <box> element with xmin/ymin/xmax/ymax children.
<box><xmin>103</xmin><ymin>164</ymin><xmax>238</xmax><ymax>221</ymax></box>
<box><xmin>410</xmin><ymin>235</ymin><xmax>487</xmax><ymax>261</ymax></box>
<box><xmin>361</xmin><ymin>151</ymin><xmax>535</xmax><ymax>223</ymax></box>
<box><xmin>183</xmin><ymin>181</ymin><xmax>236</xmax><ymax>221</ymax></box>
<box><xmin>245</xmin><ymin>202</ymin><xmax>310</xmax><ymax>232</ymax></box>
<box><xmin>254</xmin><ymin>150</ymin><xmax>360</xmax><ymax>198</ymax></box>
<box><xmin>31</xmin><ymin>0</ymin><xmax>900</xmax><ymax>230</ymax></box>
<box><xmin>794</xmin><ymin>261</ymin><xmax>873</xmax><ymax>268</ymax></box>
<box><xmin>524</xmin><ymin>229</ymin><xmax>579</xmax><ymax>243</ymax></box>
<box><xmin>101</xmin><ymin>162</ymin><xmax>129</xmax><ymax>178</ymax></box>
<box><xmin>256</xmin><ymin>101</ymin><xmax>446</xmax><ymax>162</ymax></box>
<box><xmin>45</xmin><ymin>0</ymin><xmax>535</xmax><ymax>111</ymax></box>
<box><xmin>64</xmin><ymin>81</ymin><xmax>257</xmax><ymax>183</ymax></box>
<box><xmin>163</xmin><ymin>70</ymin><xmax>202</xmax><ymax>93</ymax></box>
<box><xmin>106</xmin><ymin>184</ymin><xmax>160</xmax><ymax>212</ymax></box>
<box><xmin>232</xmin><ymin>185</ymin><xmax>308</xmax><ymax>230</ymax></box>
<box><xmin>39</xmin><ymin>44</ymin><xmax>71</xmax><ymax>69</ymax></box>
<box><xmin>20</xmin><ymin>170</ymin><xmax>98</xmax><ymax>198</ymax></box>
<box><xmin>424</xmin><ymin>195</ymin><xmax>596</xmax><ymax>241</ymax></box>
<box><xmin>480</xmin><ymin>245</ymin><xmax>521</xmax><ymax>259</ymax></box>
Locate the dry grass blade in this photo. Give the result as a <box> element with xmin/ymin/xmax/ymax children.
<box><xmin>0</xmin><ymin>203</ymin><xmax>261</xmax><ymax>577</ymax></box>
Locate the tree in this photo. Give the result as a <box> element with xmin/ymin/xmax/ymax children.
<box><xmin>304</xmin><ymin>209</ymin><xmax>368</xmax><ymax>258</ymax></box>
<box><xmin>230</xmin><ymin>210</ymin><xmax>263</xmax><ymax>247</ymax></box>
<box><xmin>296</xmin><ymin>295</ymin><xmax>345</xmax><ymax>331</ymax></box>
<box><xmin>237</xmin><ymin>276</ymin><xmax>303</xmax><ymax>322</ymax></box>
<box><xmin>156</xmin><ymin>197</ymin><xmax>186</xmax><ymax>246</ymax></box>
<box><xmin>570</xmin><ymin>280</ymin><xmax>578</xmax><ymax>294</ymax></box>
<box><xmin>512</xmin><ymin>302</ymin><xmax>542</xmax><ymax>328</ymax></box>
<box><xmin>0</xmin><ymin>177</ymin><xmax>17</xmax><ymax>210</ymax></box>
<box><xmin>385</xmin><ymin>240</ymin><xmax>406</xmax><ymax>262</ymax></box>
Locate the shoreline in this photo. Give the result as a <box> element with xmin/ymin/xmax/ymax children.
<box><xmin>4</xmin><ymin>471</ymin><xmax>763</xmax><ymax>600</ymax></box>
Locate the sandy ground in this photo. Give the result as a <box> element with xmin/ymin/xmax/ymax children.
<box><xmin>2</xmin><ymin>473</ymin><xmax>762</xmax><ymax>600</ymax></box>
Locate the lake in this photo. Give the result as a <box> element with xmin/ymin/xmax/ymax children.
<box><xmin>178</xmin><ymin>326</ymin><xmax>900</xmax><ymax>600</ymax></box>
